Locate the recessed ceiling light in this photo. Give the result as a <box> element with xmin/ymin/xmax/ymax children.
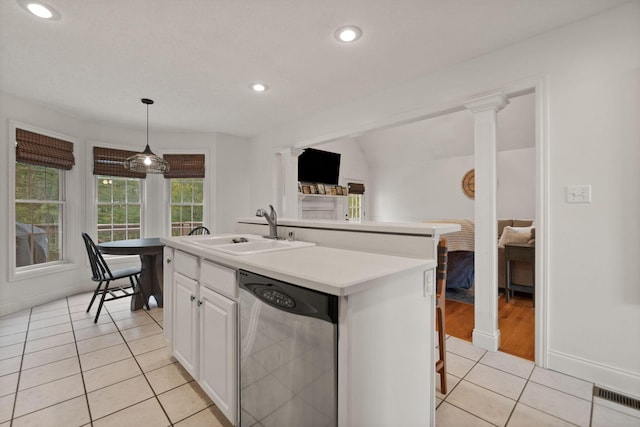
<box><xmin>334</xmin><ymin>26</ymin><xmax>362</xmax><ymax>43</ymax></box>
<box><xmin>18</xmin><ymin>0</ymin><xmax>60</xmax><ymax>20</ymax></box>
<box><xmin>250</xmin><ymin>82</ymin><xmax>269</xmax><ymax>93</ymax></box>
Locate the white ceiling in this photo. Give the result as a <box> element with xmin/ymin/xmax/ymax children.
<box><xmin>0</xmin><ymin>0</ymin><xmax>628</xmax><ymax>137</ymax></box>
<box><xmin>358</xmin><ymin>92</ymin><xmax>535</xmax><ymax>167</ymax></box>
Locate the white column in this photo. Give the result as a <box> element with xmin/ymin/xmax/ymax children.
<box><xmin>279</xmin><ymin>147</ymin><xmax>304</xmax><ymax>218</ymax></box>
<box><xmin>464</xmin><ymin>93</ymin><xmax>509</xmax><ymax>352</ymax></box>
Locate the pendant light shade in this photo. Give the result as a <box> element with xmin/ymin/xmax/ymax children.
<box><xmin>124</xmin><ymin>98</ymin><xmax>170</xmax><ymax>174</ymax></box>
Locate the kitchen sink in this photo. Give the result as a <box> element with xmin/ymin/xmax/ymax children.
<box><xmin>210</xmin><ymin>239</ymin><xmax>315</xmax><ymax>255</ymax></box>
<box><xmin>181</xmin><ymin>234</ymin><xmax>264</xmax><ymax>247</ymax></box>
<box><xmin>181</xmin><ymin>233</ymin><xmax>315</xmax><ymax>255</ymax></box>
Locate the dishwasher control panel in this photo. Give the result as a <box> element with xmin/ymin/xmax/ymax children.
<box><xmin>238</xmin><ymin>269</ymin><xmax>339</xmax><ymax>323</ymax></box>
<box><xmin>256</xmin><ymin>288</ymin><xmax>296</xmax><ymax>309</ymax></box>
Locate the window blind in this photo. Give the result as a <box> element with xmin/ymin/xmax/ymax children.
<box><xmin>163</xmin><ymin>154</ymin><xmax>205</xmax><ymax>178</ymax></box>
<box><xmin>93</xmin><ymin>147</ymin><xmax>146</xmax><ymax>178</ymax></box>
<box><xmin>347</xmin><ymin>182</ymin><xmax>365</xmax><ymax>194</ymax></box>
<box><xmin>16</xmin><ymin>128</ymin><xmax>75</xmax><ymax>170</ymax></box>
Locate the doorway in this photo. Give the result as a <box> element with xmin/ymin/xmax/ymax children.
<box><xmin>282</xmin><ymin>79</ymin><xmax>548</xmax><ymax>366</ymax></box>
<box><xmin>435</xmin><ymin>91</ymin><xmax>536</xmax><ymax>361</ymax></box>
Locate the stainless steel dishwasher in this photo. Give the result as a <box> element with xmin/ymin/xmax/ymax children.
<box><xmin>238</xmin><ymin>269</ymin><xmax>338</xmax><ymax>427</ymax></box>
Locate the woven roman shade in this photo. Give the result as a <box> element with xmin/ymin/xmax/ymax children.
<box><xmin>163</xmin><ymin>154</ymin><xmax>205</xmax><ymax>178</ymax></box>
<box><xmin>16</xmin><ymin>128</ymin><xmax>75</xmax><ymax>170</ymax></box>
<box><xmin>93</xmin><ymin>147</ymin><xmax>146</xmax><ymax>178</ymax></box>
<box><xmin>347</xmin><ymin>182</ymin><xmax>365</xmax><ymax>194</ymax></box>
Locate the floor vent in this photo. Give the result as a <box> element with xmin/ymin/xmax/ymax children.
<box><xmin>593</xmin><ymin>386</ymin><xmax>640</xmax><ymax>411</ymax></box>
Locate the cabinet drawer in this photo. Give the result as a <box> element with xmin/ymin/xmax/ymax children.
<box><xmin>174</xmin><ymin>250</ymin><xmax>199</xmax><ymax>280</ymax></box>
<box><xmin>200</xmin><ymin>260</ymin><xmax>237</xmax><ymax>299</ymax></box>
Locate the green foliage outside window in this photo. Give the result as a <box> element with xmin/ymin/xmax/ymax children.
<box><xmin>171</xmin><ymin>178</ymin><xmax>204</xmax><ymax>236</ymax></box>
<box><xmin>15</xmin><ymin>163</ymin><xmax>63</xmax><ymax>267</ymax></box>
<box><xmin>97</xmin><ymin>176</ymin><xmax>141</xmax><ymax>243</ymax></box>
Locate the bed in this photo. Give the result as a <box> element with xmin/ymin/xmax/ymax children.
<box><xmin>433</xmin><ymin>219</ymin><xmax>475</xmax><ymax>290</ymax></box>
<box><xmin>432</xmin><ymin>218</ymin><xmax>535</xmax><ymax>291</ymax></box>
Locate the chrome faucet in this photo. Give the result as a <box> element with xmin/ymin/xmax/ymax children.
<box><xmin>255</xmin><ymin>205</ymin><xmax>279</xmax><ymax>239</ymax></box>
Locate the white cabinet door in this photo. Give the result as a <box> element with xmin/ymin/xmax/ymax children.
<box><xmin>173</xmin><ymin>272</ymin><xmax>199</xmax><ymax>377</ymax></box>
<box><xmin>163</xmin><ymin>247</ymin><xmax>174</xmax><ymax>348</ymax></box>
<box><xmin>199</xmin><ymin>285</ymin><xmax>237</xmax><ymax>425</ymax></box>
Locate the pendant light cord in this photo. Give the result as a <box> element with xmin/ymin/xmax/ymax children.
<box><xmin>146</xmin><ymin>102</ymin><xmax>149</xmax><ymax>149</ymax></box>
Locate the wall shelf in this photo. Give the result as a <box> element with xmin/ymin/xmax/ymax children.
<box><xmin>298</xmin><ymin>193</ymin><xmax>347</xmax><ymax>200</ymax></box>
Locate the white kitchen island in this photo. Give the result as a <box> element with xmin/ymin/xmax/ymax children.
<box><xmin>161</xmin><ymin>219</ymin><xmax>459</xmax><ymax>427</ymax></box>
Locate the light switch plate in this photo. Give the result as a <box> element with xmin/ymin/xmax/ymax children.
<box><xmin>567</xmin><ymin>185</ymin><xmax>592</xmax><ymax>203</ymax></box>
<box><xmin>424</xmin><ymin>270</ymin><xmax>434</xmax><ymax>296</ymax></box>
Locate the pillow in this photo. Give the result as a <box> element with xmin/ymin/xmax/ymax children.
<box><xmin>498</xmin><ymin>226</ymin><xmax>532</xmax><ymax>247</ymax></box>
<box><xmin>498</xmin><ymin>220</ymin><xmax>513</xmax><ymax>238</ymax></box>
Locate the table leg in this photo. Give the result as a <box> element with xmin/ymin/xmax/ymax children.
<box><xmin>131</xmin><ymin>254</ymin><xmax>164</xmax><ymax>310</ymax></box>
<box><xmin>506</xmin><ymin>259</ymin><xmax>512</xmax><ymax>303</ymax></box>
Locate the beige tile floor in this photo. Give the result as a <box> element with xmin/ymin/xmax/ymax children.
<box><xmin>436</xmin><ymin>336</ymin><xmax>640</xmax><ymax>427</ymax></box>
<box><xmin>1</xmin><ymin>293</ymin><xmax>639</xmax><ymax>427</ymax></box>
<box><xmin>0</xmin><ymin>291</ymin><xmax>232</xmax><ymax>427</ymax></box>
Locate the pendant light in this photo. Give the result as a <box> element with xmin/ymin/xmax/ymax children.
<box><xmin>124</xmin><ymin>98</ymin><xmax>170</xmax><ymax>173</ymax></box>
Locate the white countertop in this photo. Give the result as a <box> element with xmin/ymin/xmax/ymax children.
<box><xmin>236</xmin><ymin>217</ymin><xmax>461</xmax><ymax>236</ymax></box>
<box><xmin>162</xmin><ymin>235</ymin><xmax>435</xmax><ymax>296</ymax></box>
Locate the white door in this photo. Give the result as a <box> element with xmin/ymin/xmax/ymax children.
<box><xmin>173</xmin><ymin>272</ymin><xmax>199</xmax><ymax>377</ymax></box>
<box><xmin>199</xmin><ymin>285</ymin><xmax>237</xmax><ymax>425</ymax></box>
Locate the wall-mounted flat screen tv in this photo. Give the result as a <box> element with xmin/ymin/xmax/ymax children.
<box><xmin>297</xmin><ymin>148</ymin><xmax>341</xmax><ymax>185</ymax></box>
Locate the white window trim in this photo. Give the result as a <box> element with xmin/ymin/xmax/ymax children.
<box><xmin>95</xmin><ymin>175</ymin><xmax>144</xmax><ymax>242</ymax></box>
<box><xmin>168</xmin><ymin>177</ymin><xmax>206</xmax><ymax>236</ymax></box>
<box><xmin>161</xmin><ymin>149</ymin><xmax>211</xmax><ymax>236</ymax></box>
<box><xmin>343</xmin><ymin>177</ymin><xmax>365</xmax><ymax>221</ymax></box>
<box><xmin>8</xmin><ymin>120</ymin><xmax>79</xmax><ymax>281</ymax></box>
<box><xmin>85</xmin><ymin>141</ymin><xmax>147</xmax><ymax>261</ymax></box>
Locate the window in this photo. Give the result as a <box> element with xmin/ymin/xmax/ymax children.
<box><xmin>170</xmin><ymin>178</ymin><xmax>204</xmax><ymax>236</ymax></box>
<box><xmin>347</xmin><ymin>182</ymin><xmax>365</xmax><ymax>221</ymax></box>
<box><xmin>14</xmin><ymin>127</ymin><xmax>75</xmax><ymax>270</ymax></box>
<box><xmin>15</xmin><ymin>164</ymin><xmax>64</xmax><ymax>267</ymax></box>
<box><xmin>164</xmin><ymin>154</ymin><xmax>206</xmax><ymax>236</ymax></box>
<box><xmin>92</xmin><ymin>146</ymin><xmax>146</xmax><ymax>243</ymax></box>
<box><xmin>96</xmin><ymin>176</ymin><xmax>142</xmax><ymax>243</ymax></box>
<box><xmin>348</xmin><ymin>194</ymin><xmax>363</xmax><ymax>221</ymax></box>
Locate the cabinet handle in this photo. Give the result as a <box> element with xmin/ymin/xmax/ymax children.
<box><xmin>166</xmin><ymin>258</ymin><xmax>172</xmax><ymax>264</ymax></box>
<box><xmin>197</xmin><ymin>299</ymin><xmax>203</xmax><ymax>306</ymax></box>
<box><xmin>190</xmin><ymin>295</ymin><xmax>195</xmax><ymax>302</ymax></box>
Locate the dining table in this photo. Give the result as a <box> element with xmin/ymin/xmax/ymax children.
<box><xmin>98</xmin><ymin>237</ymin><xmax>165</xmax><ymax>310</ymax></box>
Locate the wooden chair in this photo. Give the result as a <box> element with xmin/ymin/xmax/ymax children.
<box><xmin>435</xmin><ymin>237</ymin><xmax>448</xmax><ymax>394</ymax></box>
<box><xmin>188</xmin><ymin>226</ymin><xmax>210</xmax><ymax>235</ymax></box>
<box><xmin>81</xmin><ymin>233</ymin><xmax>149</xmax><ymax>323</ymax></box>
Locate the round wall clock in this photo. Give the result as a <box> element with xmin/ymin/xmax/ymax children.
<box><xmin>462</xmin><ymin>169</ymin><xmax>475</xmax><ymax>199</ymax></box>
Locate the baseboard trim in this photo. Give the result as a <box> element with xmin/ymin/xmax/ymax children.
<box><xmin>472</xmin><ymin>328</ymin><xmax>501</xmax><ymax>352</ymax></box>
<box><xmin>0</xmin><ymin>282</ymin><xmax>93</xmax><ymax>317</ymax></box>
<box><xmin>548</xmin><ymin>350</ymin><xmax>640</xmax><ymax>400</ymax></box>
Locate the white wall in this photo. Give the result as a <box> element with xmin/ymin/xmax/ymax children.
<box><xmin>247</xmin><ymin>3</ymin><xmax>640</xmax><ymax>396</ymax></box>
<box><xmin>0</xmin><ymin>92</ymin><xmax>250</xmax><ymax>314</ymax></box>
<box><xmin>214</xmin><ymin>133</ymin><xmax>251</xmax><ymax>232</ymax></box>
<box><xmin>368</xmin><ymin>148</ymin><xmax>535</xmax><ymax>222</ymax></box>
<box><xmin>313</xmin><ymin>94</ymin><xmax>535</xmax><ymax>222</ymax></box>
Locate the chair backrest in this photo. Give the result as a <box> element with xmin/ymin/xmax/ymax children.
<box><xmin>188</xmin><ymin>226</ymin><xmax>210</xmax><ymax>236</ymax></box>
<box><xmin>81</xmin><ymin>232</ymin><xmax>113</xmax><ymax>281</ymax></box>
<box><xmin>436</xmin><ymin>237</ymin><xmax>448</xmax><ymax>302</ymax></box>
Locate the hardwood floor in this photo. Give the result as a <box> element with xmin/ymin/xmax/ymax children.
<box><xmin>443</xmin><ymin>293</ymin><xmax>535</xmax><ymax>361</ymax></box>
